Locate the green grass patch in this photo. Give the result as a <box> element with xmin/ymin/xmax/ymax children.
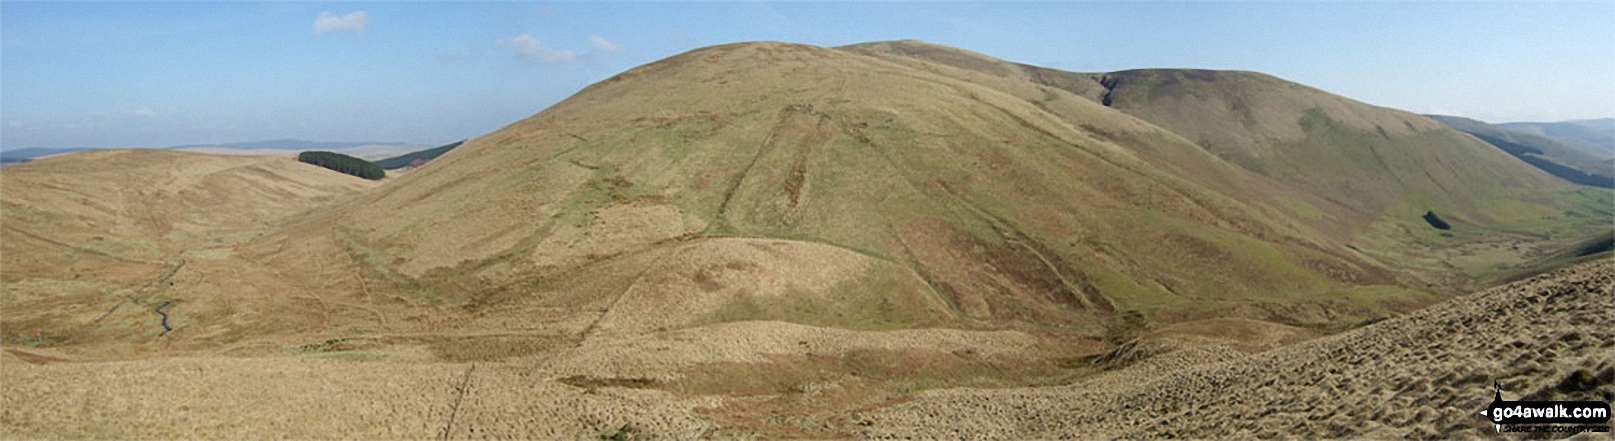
<box><xmin>311</xmin><ymin>351</ymin><xmax>383</xmax><ymax>362</ymax></box>
<box><xmin>1278</xmin><ymin>196</ymin><xmax>1326</xmax><ymax>221</ymax></box>
<box><xmin>335</xmin><ymin>229</ymin><xmax>438</xmax><ymax>302</ymax></box>
<box><xmin>1355</xmin><ymin>185</ymin><xmax>1613</xmax><ymax>288</ymax></box>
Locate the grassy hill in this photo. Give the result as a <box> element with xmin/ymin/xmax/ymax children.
<box><xmin>1076</xmin><ymin>69</ymin><xmax>1568</xmax><ymax>229</ymax></box>
<box><xmin>373</xmin><ymin>140</ymin><xmax>464</xmax><ymax>170</ymax></box>
<box><xmin>3</xmin><ymin>39</ymin><xmax>1602</xmax><ymax>369</ymax></box>
<box><xmin>320</xmin><ymin>41</ymin><xmax>1482</xmax><ymax>342</ymax></box>
<box><xmin>3</xmin><ymin>40</ymin><xmax>1610</xmax><ymax>439</ymax></box>
<box><xmin>841</xmin><ymin>40</ymin><xmax>1609</xmax><ymax>287</ymax></box>
<box><xmin>0</xmin><ymin>149</ymin><xmax>381</xmax><ymax>350</ymax></box>
<box><xmin>1428</xmin><ymin>114</ymin><xmax>1613</xmax><ymax>188</ymax></box>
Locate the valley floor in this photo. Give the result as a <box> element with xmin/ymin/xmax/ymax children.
<box><xmin>3</xmin><ymin>259</ymin><xmax>1610</xmax><ymax>438</ymax></box>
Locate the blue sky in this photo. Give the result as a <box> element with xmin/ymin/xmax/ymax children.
<box><xmin>2</xmin><ymin>1</ymin><xmax>1611</xmax><ymax>150</ymax></box>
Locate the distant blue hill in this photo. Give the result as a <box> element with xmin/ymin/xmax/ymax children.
<box><xmin>1495</xmin><ymin>118</ymin><xmax>1615</xmax><ymax>158</ymax></box>
<box><xmin>1</xmin><ymin>139</ymin><xmax>412</xmax><ymax>164</ymax></box>
<box><xmin>0</xmin><ymin>147</ymin><xmax>97</xmax><ymax>163</ymax></box>
<box><xmin>165</xmin><ymin>139</ymin><xmax>401</xmax><ymax>151</ymax></box>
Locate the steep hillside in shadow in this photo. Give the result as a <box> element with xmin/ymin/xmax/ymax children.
<box><xmin>1429</xmin><ymin>114</ymin><xmax>1613</xmax><ymax>188</ymax></box>
<box><xmin>1100</xmin><ymin>68</ymin><xmax>1575</xmax><ymax>225</ymax></box>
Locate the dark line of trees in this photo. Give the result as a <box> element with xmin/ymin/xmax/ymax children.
<box><xmin>1471</xmin><ymin>133</ymin><xmax>1614</xmax><ymax>189</ymax></box>
<box><xmin>297</xmin><ymin>151</ymin><xmax>384</xmax><ymax>180</ymax></box>
<box><xmin>1422</xmin><ymin>211</ymin><xmax>1451</xmax><ymax>230</ymax></box>
<box><xmin>1514</xmin><ymin>155</ymin><xmax>1614</xmax><ymax>189</ymax></box>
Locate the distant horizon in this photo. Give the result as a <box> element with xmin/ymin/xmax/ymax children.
<box><xmin>5</xmin><ymin>2</ymin><xmax>1612</xmax><ymax>150</ymax></box>
<box><xmin>1491</xmin><ymin>117</ymin><xmax>1615</xmax><ymax>125</ymax></box>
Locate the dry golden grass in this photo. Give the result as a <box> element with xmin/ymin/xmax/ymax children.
<box><xmin>3</xmin><ymin>261</ymin><xmax>1605</xmax><ymax>438</ymax></box>
<box><xmin>0</xmin><ymin>356</ymin><xmax>716</xmax><ymax>439</ymax></box>
<box><xmin>857</xmin><ymin>259</ymin><xmax>1615</xmax><ymax>439</ymax></box>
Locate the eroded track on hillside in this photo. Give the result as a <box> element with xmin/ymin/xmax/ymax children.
<box><xmin>3</xmin><ymin>225</ymin><xmax>168</xmax><ymax>267</ymax></box>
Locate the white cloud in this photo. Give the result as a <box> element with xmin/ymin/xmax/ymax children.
<box><xmin>496</xmin><ymin>34</ymin><xmax>577</xmax><ymax>64</ymax></box>
<box><xmin>128</xmin><ymin>108</ymin><xmax>156</xmax><ymax>118</ymax></box>
<box><xmin>6</xmin><ymin>121</ymin><xmax>23</xmax><ymax>129</ymax></box>
<box><xmin>313</xmin><ymin>11</ymin><xmax>369</xmax><ymax>35</ymax></box>
<box><xmin>589</xmin><ymin>35</ymin><xmax>623</xmax><ymax>54</ymax></box>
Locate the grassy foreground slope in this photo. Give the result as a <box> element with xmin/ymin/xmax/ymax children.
<box><xmin>322</xmin><ymin>41</ymin><xmax>1430</xmax><ymax>342</ymax></box>
<box><xmin>861</xmin><ymin>259</ymin><xmax>1614</xmax><ymax>438</ymax></box>
<box><xmin>4</xmin><ymin>258</ymin><xmax>1605</xmax><ymax>439</ymax></box>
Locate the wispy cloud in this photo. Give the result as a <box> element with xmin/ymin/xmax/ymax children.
<box><xmin>128</xmin><ymin>108</ymin><xmax>156</xmax><ymax>118</ymax></box>
<box><xmin>666</xmin><ymin>28</ymin><xmax>695</xmax><ymax>48</ymax></box>
<box><xmin>496</xmin><ymin>34</ymin><xmax>577</xmax><ymax>64</ymax></box>
<box><xmin>313</xmin><ymin>11</ymin><xmax>369</xmax><ymax>35</ymax></box>
<box><xmin>494</xmin><ymin>34</ymin><xmax>624</xmax><ymax>64</ymax></box>
<box><xmin>589</xmin><ymin>35</ymin><xmax>623</xmax><ymax>54</ymax></box>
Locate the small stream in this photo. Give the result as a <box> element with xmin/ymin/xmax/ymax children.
<box><xmin>154</xmin><ymin>301</ymin><xmax>172</xmax><ymax>336</ymax></box>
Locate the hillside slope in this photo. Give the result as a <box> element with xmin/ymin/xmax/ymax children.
<box><xmin>840</xmin><ymin>40</ymin><xmax>1610</xmax><ymax>287</ymax></box>
<box><xmin>1095</xmin><ymin>68</ymin><xmax>1564</xmax><ymax>225</ymax></box>
<box><xmin>313</xmin><ymin>41</ymin><xmax>1434</xmax><ymax>344</ymax></box>
<box><xmin>1</xmin><ymin>149</ymin><xmax>383</xmax><ymax>352</ymax></box>
<box><xmin>4</xmin><ymin>41</ymin><xmax>1601</xmax><ymax>363</ymax></box>
<box><xmin>846</xmin><ymin>41</ymin><xmax>1570</xmax><ymax>227</ymax></box>
<box><xmin>1</xmin><ymin>149</ymin><xmax>378</xmax><ymax>258</ymax></box>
